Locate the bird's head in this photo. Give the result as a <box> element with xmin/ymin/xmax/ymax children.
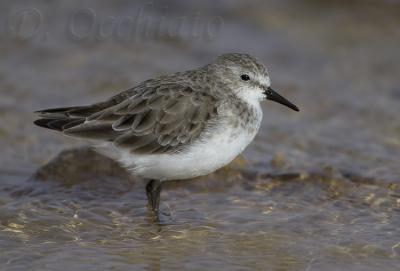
<box><xmin>208</xmin><ymin>53</ymin><xmax>299</xmax><ymax>112</ymax></box>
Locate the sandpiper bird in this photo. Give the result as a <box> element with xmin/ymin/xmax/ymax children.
<box><xmin>34</xmin><ymin>53</ymin><xmax>299</xmax><ymax>213</ymax></box>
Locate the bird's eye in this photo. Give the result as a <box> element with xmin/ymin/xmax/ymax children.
<box><xmin>240</xmin><ymin>74</ymin><xmax>250</xmax><ymax>81</ymax></box>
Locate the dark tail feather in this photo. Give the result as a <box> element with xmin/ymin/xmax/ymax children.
<box><xmin>34</xmin><ymin>106</ymin><xmax>80</xmax><ymax>114</ymax></box>
<box><xmin>35</xmin><ymin>104</ymin><xmax>112</xmax><ymax>118</ymax></box>
<box><xmin>34</xmin><ymin>118</ymin><xmax>85</xmax><ymax>131</ymax></box>
<box><xmin>34</xmin><ymin>105</ymin><xmax>97</xmax><ymax>131</ymax></box>
<box><xmin>34</xmin><ymin>102</ymin><xmax>116</xmax><ymax>132</ymax></box>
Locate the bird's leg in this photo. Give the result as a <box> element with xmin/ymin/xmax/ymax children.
<box><xmin>146</xmin><ymin>179</ymin><xmax>162</xmax><ymax>212</ymax></box>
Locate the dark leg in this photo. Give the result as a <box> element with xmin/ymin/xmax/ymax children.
<box><xmin>146</xmin><ymin>179</ymin><xmax>162</xmax><ymax>212</ymax></box>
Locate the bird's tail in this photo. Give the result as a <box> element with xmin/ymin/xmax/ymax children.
<box><xmin>33</xmin><ymin>106</ymin><xmax>92</xmax><ymax>131</ymax></box>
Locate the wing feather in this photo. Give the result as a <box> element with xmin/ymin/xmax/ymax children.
<box><xmin>36</xmin><ymin>81</ymin><xmax>219</xmax><ymax>154</ymax></box>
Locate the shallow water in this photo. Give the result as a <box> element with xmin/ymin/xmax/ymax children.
<box><xmin>0</xmin><ymin>1</ymin><xmax>400</xmax><ymax>270</ymax></box>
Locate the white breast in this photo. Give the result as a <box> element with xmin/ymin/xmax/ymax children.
<box><xmin>118</xmin><ymin>127</ymin><xmax>254</xmax><ymax>181</ymax></box>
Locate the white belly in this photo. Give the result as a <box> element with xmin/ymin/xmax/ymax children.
<box><xmin>96</xmin><ymin>121</ymin><xmax>259</xmax><ymax>181</ymax></box>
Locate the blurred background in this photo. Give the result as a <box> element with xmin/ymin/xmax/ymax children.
<box><xmin>0</xmin><ymin>1</ymin><xmax>399</xmax><ymax>270</ymax></box>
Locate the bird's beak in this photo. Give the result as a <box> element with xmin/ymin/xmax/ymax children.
<box><xmin>263</xmin><ymin>87</ymin><xmax>299</xmax><ymax>112</ymax></box>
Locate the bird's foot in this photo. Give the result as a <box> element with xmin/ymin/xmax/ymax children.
<box><xmin>146</xmin><ymin>179</ymin><xmax>161</xmax><ymax>213</ymax></box>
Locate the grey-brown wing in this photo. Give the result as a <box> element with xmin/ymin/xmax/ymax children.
<box><xmin>34</xmin><ymin>89</ymin><xmax>137</xmax><ymax>132</ymax></box>
<box><xmin>63</xmin><ymin>83</ymin><xmax>219</xmax><ymax>154</ymax></box>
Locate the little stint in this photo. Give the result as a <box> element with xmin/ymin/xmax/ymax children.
<box><xmin>34</xmin><ymin>53</ymin><xmax>299</xmax><ymax>214</ymax></box>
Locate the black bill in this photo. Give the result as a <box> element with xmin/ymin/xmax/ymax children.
<box><xmin>264</xmin><ymin>87</ymin><xmax>299</xmax><ymax>112</ymax></box>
